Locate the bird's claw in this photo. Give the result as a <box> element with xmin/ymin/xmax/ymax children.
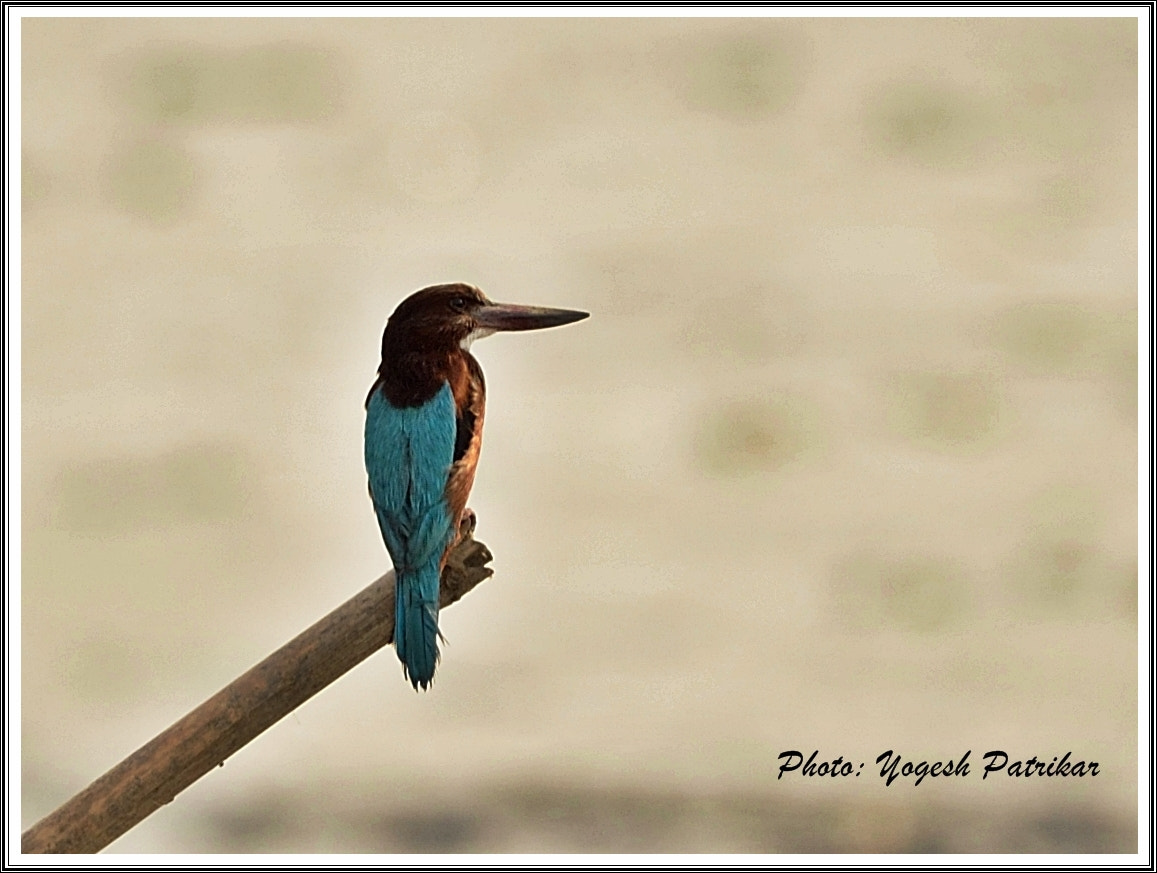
<box><xmin>458</xmin><ymin>507</ymin><xmax>477</xmax><ymax>539</ymax></box>
<box><xmin>439</xmin><ymin>518</ymin><xmax>494</xmax><ymax>609</ymax></box>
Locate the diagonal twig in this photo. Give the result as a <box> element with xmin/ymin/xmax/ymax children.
<box><xmin>21</xmin><ymin>517</ymin><xmax>494</xmax><ymax>854</ymax></box>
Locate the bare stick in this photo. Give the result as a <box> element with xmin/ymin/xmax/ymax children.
<box><xmin>21</xmin><ymin>519</ymin><xmax>494</xmax><ymax>854</ymax></box>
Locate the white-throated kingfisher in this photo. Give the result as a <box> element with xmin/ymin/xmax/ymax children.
<box><xmin>365</xmin><ymin>282</ymin><xmax>588</xmax><ymax>690</ymax></box>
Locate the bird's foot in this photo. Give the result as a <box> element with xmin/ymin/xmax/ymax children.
<box><xmin>440</xmin><ymin>510</ymin><xmax>493</xmax><ymax>609</ymax></box>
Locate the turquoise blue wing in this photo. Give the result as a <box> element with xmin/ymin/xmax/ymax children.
<box><xmin>364</xmin><ymin>382</ymin><xmax>456</xmax><ymax>571</ymax></box>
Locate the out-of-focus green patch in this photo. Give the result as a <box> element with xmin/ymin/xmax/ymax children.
<box><xmin>694</xmin><ymin>395</ymin><xmax>824</xmax><ymax>476</ymax></box>
<box><xmin>1007</xmin><ymin>89</ymin><xmax>1102</xmax><ymax>161</ymax></box>
<box><xmin>866</xmin><ymin>81</ymin><xmax>984</xmax><ymax>166</ymax></box>
<box><xmin>990</xmin><ymin>301</ymin><xmax>1098</xmax><ymax>375</ymax></box>
<box><xmin>989</xmin><ymin>174</ymin><xmax>1097</xmax><ymax>254</ymax></box>
<box><xmin>1101</xmin><ymin>306</ymin><xmax>1139</xmax><ymax>421</ymax></box>
<box><xmin>887</xmin><ymin>370</ymin><xmax>1002</xmax><ymax>449</ymax></box>
<box><xmin>989</xmin><ymin>19</ymin><xmax>1136</xmax><ymax>162</ymax></box>
<box><xmin>1012</xmin><ymin>538</ymin><xmax>1098</xmax><ymax>605</ymax></box>
<box><xmin>106</xmin><ymin>137</ymin><xmax>198</xmax><ymax>221</ymax></box>
<box><xmin>831</xmin><ymin>554</ymin><xmax>966</xmax><ymax>632</ymax></box>
<box><xmin>682</xmin><ymin>35</ymin><xmax>800</xmax><ymax>117</ymax></box>
<box><xmin>52</xmin><ymin>441</ymin><xmax>254</xmax><ymax>535</ymax></box>
<box><xmin>1004</xmin><ymin>482</ymin><xmax>1125</xmax><ymax>616</ymax></box>
<box><xmin>1115</xmin><ymin>558</ymin><xmax>1138</xmax><ymax>622</ymax></box>
<box><xmin>1004</xmin><ymin>534</ymin><xmax>1125</xmax><ymax>616</ymax></box>
<box><xmin>121</xmin><ymin>44</ymin><xmax>340</xmax><ymax>124</ymax></box>
<box><xmin>990</xmin><ymin>301</ymin><xmax>1139</xmax><ymax>399</ymax></box>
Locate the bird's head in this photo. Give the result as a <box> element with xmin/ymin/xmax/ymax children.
<box><xmin>382</xmin><ymin>282</ymin><xmax>589</xmax><ymax>357</ymax></box>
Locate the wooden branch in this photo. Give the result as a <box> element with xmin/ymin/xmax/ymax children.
<box><xmin>21</xmin><ymin>518</ymin><xmax>494</xmax><ymax>855</ymax></box>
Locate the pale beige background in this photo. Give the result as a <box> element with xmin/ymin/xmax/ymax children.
<box><xmin>21</xmin><ymin>16</ymin><xmax>1139</xmax><ymax>853</ymax></box>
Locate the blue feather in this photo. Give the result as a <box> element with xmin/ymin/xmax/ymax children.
<box><xmin>365</xmin><ymin>382</ymin><xmax>456</xmax><ymax>690</ymax></box>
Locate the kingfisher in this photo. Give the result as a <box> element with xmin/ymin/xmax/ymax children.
<box><xmin>365</xmin><ymin>282</ymin><xmax>588</xmax><ymax>690</ymax></box>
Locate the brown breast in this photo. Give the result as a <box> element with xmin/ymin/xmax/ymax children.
<box><xmin>441</xmin><ymin>352</ymin><xmax>487</xmax><ymax>562</ymax></box>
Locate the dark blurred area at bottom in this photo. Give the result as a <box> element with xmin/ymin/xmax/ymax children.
<box><xmin>181</xmin><ymin>783</ymin><xmax>1134</xmax><ymax>854</ymax></box>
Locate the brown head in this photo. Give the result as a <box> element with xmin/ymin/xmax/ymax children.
<box><xmin>372</xmin><ymin>282</ymin><xmax>588</xmax><ymax>407</ymax></box>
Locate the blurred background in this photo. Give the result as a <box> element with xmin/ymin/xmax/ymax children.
<box><xmin>20</xmin><ymin>15</ymin><xmax>1139</xmax><ymax>853</ymax></box>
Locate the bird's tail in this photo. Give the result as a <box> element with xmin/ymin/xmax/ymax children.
<box><xmin>394</xmin><ymin>562</ymin><xmax>441</xmax><ymax>691</ymax></box>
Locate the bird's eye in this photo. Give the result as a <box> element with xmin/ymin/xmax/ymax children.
<box><xmin>449</xmin><ymin>296</ymin><xmax>469</xmax><ymax>313</ymax></box>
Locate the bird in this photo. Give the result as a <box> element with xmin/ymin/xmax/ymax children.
<box><xmin>364</xmin><ymin>282</ymin><xmax>588</xmax><ymax>690</ymax></box>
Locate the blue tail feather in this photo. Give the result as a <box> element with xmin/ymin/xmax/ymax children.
<box><xmin>395</xmin><ymin>561</ymin><xmax>441</xmax><ymax>690</ymax></box>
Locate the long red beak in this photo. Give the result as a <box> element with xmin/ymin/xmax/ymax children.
<box><xmin>473</xmin><ymin>301</ymin><xmax>589</xmax><ymax>332</ymax></box>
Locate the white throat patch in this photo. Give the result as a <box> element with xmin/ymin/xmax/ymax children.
<box><xmin>460</xmin><ymin>328</ymin><xmax>495</xmax><ymax>351</ymax></box>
